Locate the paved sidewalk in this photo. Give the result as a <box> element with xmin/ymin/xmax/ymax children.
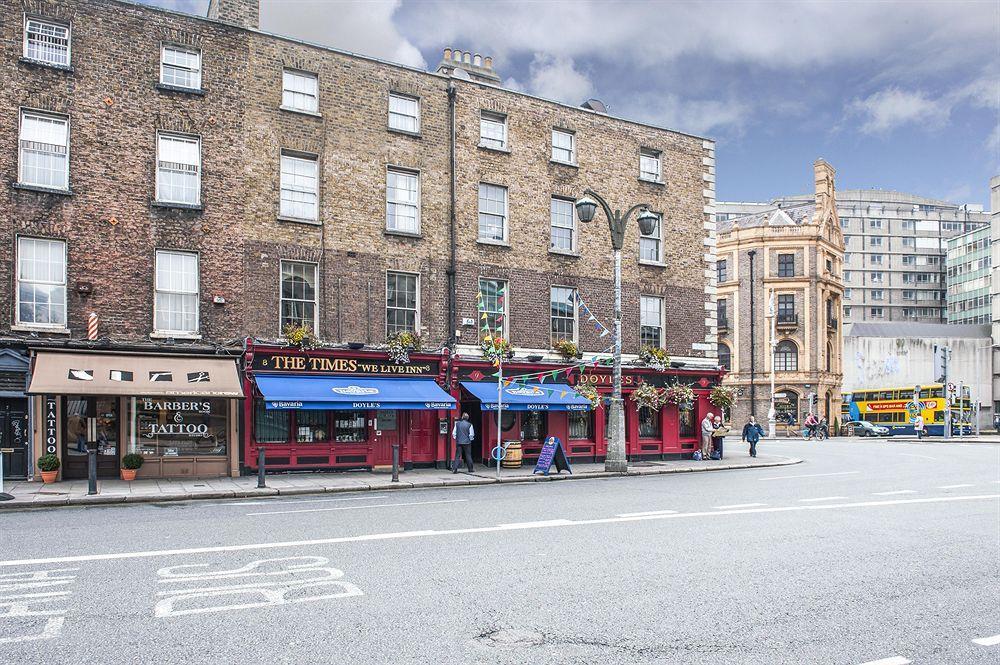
<box><xmin>0</xmin><ymin>447</ymin><xmax>799</xmax><ymax>510</ymax></box>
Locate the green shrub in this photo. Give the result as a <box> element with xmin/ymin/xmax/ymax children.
<box><xmin>121</xmin><ymin>453</ymin><xmax>145</xmax><ymax>470</ymax></box>
<box><xmin>37</xmin><ymin>454</ymin><xmax>60</xmax><ymax>472</ymax></box>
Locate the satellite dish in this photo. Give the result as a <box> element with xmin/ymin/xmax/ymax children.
<box><xmin>451</xmin><ymin>67</ymin><xmax>471</xmax><ymax>80</ymax></box>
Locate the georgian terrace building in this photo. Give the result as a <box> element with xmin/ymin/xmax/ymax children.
<box><xmin>1</xmin><ymin>0</ymin><xmax>720</xmax><ymax>480</ymax></box>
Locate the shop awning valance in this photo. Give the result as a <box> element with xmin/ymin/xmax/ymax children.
<box><xmin>27</xmin><ymin>351</ymin><xmax>243</xmax><ymax>397</ymax></box>
<box><xmin>256</xmin><ymin>375</ymin><xmax>456</xmax><ymax>410</ymax></box>
<box><xmin>460</xmin><ymin>381</ymin><xmax>591</xmax><ymax>411</ymax></box>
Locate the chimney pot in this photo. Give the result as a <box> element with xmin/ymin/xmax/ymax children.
<box><xmin>463</xmin><ymin>52</ymin><xmax>471</xmax><ymax>64</ymax></box>
<box><xmin>453</xmin><ymin>49</ymin><xmax>462</xmax><ymax>62</ymax></box>
<box><xmin>443</xmin><ymin>48</ymin><xmax>452</xmax><ymax>60</ymax></box>
<box><xmin>473</xmin><ymin>53</ymin><xmax>482</xmax><ymax>67</ymax></box>
<box><xmin>484</xmin><ymin>56</ymin><xmax>493</xmax><ymax>69</ymax></box>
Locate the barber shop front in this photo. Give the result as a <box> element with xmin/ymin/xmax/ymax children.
<box><xmin>452</xmin><ymin>355</ymin><xmax>722</xmax><ymax>464</ymax></box>
<box><xmin>242</xmin><ymin>342</ymin><xmax>455</xmax><ymax>472</ymax></box>
<box><xmin>26</xmin><ymin>349</ymin><xmax>243</xmax><ymax>480</ymax></box>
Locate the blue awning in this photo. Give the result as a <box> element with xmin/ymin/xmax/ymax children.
<box><xmin>460</xmin><ymin>381</ymin><xmax>591</xmax><ymax>411</ymax></box>
<box><xmin>257</xmin><ymin>375</ymin><xmax>456</xmax><ymax>410</ymax></box>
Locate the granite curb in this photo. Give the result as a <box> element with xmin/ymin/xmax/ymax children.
<box><xmin>0</xmin><ymin>456</ymin><xmax>801</xmax><ymax>511</ymax></box>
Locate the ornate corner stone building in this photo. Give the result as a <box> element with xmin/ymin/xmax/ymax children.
<box><xmin>715</xmin><ymin>160</ymin><xmax>845</xmax><ymax>425</ymax></box>
<box><xmin>0</xmin><ymin>0</ymin><xmax>720</xmax><ymax>479</ymax></box>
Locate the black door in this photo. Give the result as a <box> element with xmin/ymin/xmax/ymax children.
<box><xmin>62</xmin><ymin>396</ymin><xmax>120</xmax><ymax>479</ymax></box>
<box><xmin>0</xmin><ymin>398</ymin><xmax>28</xmax><ymax>479</ymax></box>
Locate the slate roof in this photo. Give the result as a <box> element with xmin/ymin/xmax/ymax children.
<box><xmin>717</xmin><ymin>202</ymin><xmax>816</xmax><ymax>232</ymax></box>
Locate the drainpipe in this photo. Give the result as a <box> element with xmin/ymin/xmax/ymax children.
<box><xmin>444</xmin><ymin>80</ymin><xmax>459</xmax><ymax>468</ymax></box>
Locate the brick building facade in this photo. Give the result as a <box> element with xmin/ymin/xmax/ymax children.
<box><xmin>1</xmin><ymin>0</ymin><xmax>718</xmax><ymax>479</ymax></box>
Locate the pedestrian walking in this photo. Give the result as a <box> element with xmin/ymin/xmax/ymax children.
<box><xmin>700</xmin><ymin>411</ymin><xmax>715</xmax><ymax>459</ymax></box>
<box><xmin>914</xmin><ymin>414</ymin><xmax>925</xmax><ymax>440</ymax></box>
<box><xmin>742</xmin><ymin>415</ymin><xmax>765</xmax><ymax>457</ymax></box>
<box><xmin>451</xmin><ymin>412</ymin><xmax>475</xmax><ymax>473</ymax></box>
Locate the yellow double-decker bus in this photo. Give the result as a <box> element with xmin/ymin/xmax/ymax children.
<box><xmin>840</xmin><ymin>384</ymin><xmax>972</xmax><ymax>436</ymax></box>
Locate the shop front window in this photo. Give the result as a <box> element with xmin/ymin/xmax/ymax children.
<box><xmin>133</xmin><ymin>397</ymin><xmax>227</xmax><ymax>457</ymax></box>
<box><xmin>522</xmin><ymin>411</ymin><xmax>545</xmax><ymax>440</ymax></box>
<box><xmin>296</xmin><ymin>410</ymin><xmax>329</xmax><ymax>443</ymax></box>
<box><xmin>638</xmin><ymin>406</ymin><xmax>661</xmax><ymax>438</ymax></box>
<box><xmin>333</xmin><ymin>411</ymin><xmax>367</xmax><ymax>442</ymax></box>
<box><xmin>254</xmin><ymin>401</ymin><xmax>289</xmax><ymax>443</ymax></box>
<box><xmin>66</xmin><ymin>397</ymin><xmax>118</xmax><ymax>457</ymax></box>
<box><xmin>678</xmin><ymin>403</ymin><xmax>695</xmax><ymax>437</ymax></box>
<box><xmin>495</xmin><ymin>411</ymin><xmax>517</xmax><ymax>433</ymax></box>
<box><xmin>569</xmin><ymin>411</ymin><xmax>592</xmax><ymax>439</ymax></box>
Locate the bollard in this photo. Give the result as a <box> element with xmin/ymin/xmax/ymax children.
<box><xmin>0</xmin><ymin>448</ymin><xmax>13</xmax><ymax>501</ymax></box>
<box><xmin>257</xmin><ymin>447</ymin><xmax>266</xmax><ymax>488</ymax></box>
<box><xmin>87</xmin><ymin>444</ymin><xmax>98</xmax><ymax>496</ymax></box>
<box><xmin>391</xmin><ymin>443</ymin><xmax>400</xmax><ymax>483</ymax></box>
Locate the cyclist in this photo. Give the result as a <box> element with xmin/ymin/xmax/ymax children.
<box><xmin>804</xmin><ymin>412</ymin><xmax>819</xmax><ymax>440</ymax></box>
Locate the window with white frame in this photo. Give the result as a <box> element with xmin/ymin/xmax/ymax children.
<box><xmin>870</xmin><ymin>271</ymin><xmax>883</xmax><ymax>283</ymax></box>
<box><xmin>388</xmin><ymin>93</ymin><xmax>419</xmax><ymax>133</ymax></box>
<box><xmin>871</xmin><ymin>289</ymin><xmax>884</xmax><ymax>300</ymax></box>
<box><xmin>479</xmin><ymin>111</ymin><xmax>507</xmax><ymax>149</ymax></box>
<box><xmin>870</xmin><ymin>254</ymin><xmax>884</xmax><ymax>265</ymax></box>
<box><xmin>160</xmin><ymin>45</ymin><xmax>201</xmax><ymax>90</ymax></box>
<box><xmin>902</xmin><ymin>237</ymin><xmax>915</xmax><ymax>247</ymax></box>
<box><xmin>869</xmin><ymin>236</ymin><xmax>883</xmax><ymax>246</ymax></box>
<box><xmin>478</xmin><ymin>183</ymin><xmax>508</xmax><ymax>242</ymax></box>
<box><xmin>640</xmin><ymin>295</ymin><xmax>663</xmax><ymax>348</ymax></box>
<box><xmin>386</xmin><ymin>272</ymin><xmax>419</xmax><ymax>336</ymax></box>
<box><xmin>16</xmin><ymin>237</ymin><xmax>66</xmax><ymax>327</ymax></box>
<box><xmin>156</xmin><ymin>133</ymin><xmax>200</xmax><ymax>205</ymax></box>
<box><xmin>279</xmin><ymin>152</ymin><xmax>318</xmax><ymax>221</ymax></box>
<box><xmin>639</xmin><ymin>212</ymin><xmax>662</xmax><ymax>263</ymax></box>
<box><xmin>550</xmin><ymin>286</ymin><xmax>577</xmax><ymax>345</ymax></box>
<box><xmin>386</xmin><ymin>168</ymin><xmax>419</xmax><ymax>234</ymax></box>
<box><xmin>18</xmin><ymin>111</ymin><xmax>69</xmax><ymax>190</ymax></box>
<box><xmin>478</xmin><ymin>278</ymin><xmax>508</xmax><ymax>338</ymax></box>
<box><xmin>550</xmin><ymin>197</ymin><xmax>576</xmax><ymax>251</ymax></box>
<box><xmin>639</xmin><ymin>148</ymin><xmax>661</xmax><ymax>182</ymax></box>
<box><xmin>23</xmin><ymin>18</ymin><xmax>69</xmax><ymax>66</ymax></box>
<box><xmin>870</xmin><ymin>307</ymin><xmax>883</xmax><ymax>318</ymax></box>
<box><xmin>154</xmin><ymin>250</ymin><xmax>199</xmax><ymax>334</ymax></box>
<box><xmin>280</xmin><ymin>261</ymin><xmax>317</xmax><ymax>331</ymax></box>
<box><xmin>551</xmin><ymin>128</ymin><xmax>575</xmax><ymax>164</ymax></box>
<box><xmin>281</xmin><ymin>69</ymin><xmax>318</xmax><ymax>113</ymax></box>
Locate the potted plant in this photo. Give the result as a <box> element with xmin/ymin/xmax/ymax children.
<box><xmin>663</xmin><ymin>383</ymin><xmax>695</xmax><ymax>409</ymax></box>
<box><xmin>639</xmin><ymin>346</ymin><xmax>670</xmax><ymax>369</ymax></box>
<box><xmin>120</xmin><ymin>453</ymin><xmax>144</xmax><ymax>481</ymax></box>
<box><xmin>36</xmin><ymin>454</ymin><xmax>60</xmax><ymax>483</ymax></box>
<box><xmin>574</xmin><ymin>383</ymin><xmax>601</xmax><ymax>409</ymax></box>
<box><xmin>553</xmin><ymin>339</ymin><xmax>579</xmax><ymax>360</ymax></box>
<box><xmin>631</xmin><ymin>380</ymin><xmax>665</xmax><ymax>411</ymax></box>
<box><xmin>387</xmin><ymin>331</ymin><xmax>422</xmax><ymax>364</ymax></box>
<box><xmin>282</xmin><ymin>323</ymin><xmax>317</xmax><ymax>350</ymax></box>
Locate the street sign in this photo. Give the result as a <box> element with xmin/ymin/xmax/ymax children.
<box><xmin>532</xmin><ymin>436</ymin><xmax>572</xmax><ymax>476</ymax></box>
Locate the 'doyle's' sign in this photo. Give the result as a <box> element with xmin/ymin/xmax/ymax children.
<box><xmin>142</xmin><ymin>398</ymin><xmax>213</xmax><ymax>438</ymax></box>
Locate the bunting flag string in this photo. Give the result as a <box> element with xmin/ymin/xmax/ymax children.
<box><xmin>572</xmin><ymin>292</ymin><xmax>613</xmax><ymax>339</ymax></box>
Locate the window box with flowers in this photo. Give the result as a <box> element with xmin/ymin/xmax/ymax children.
<box><xmin>639</xmin><ymin>346</ymin><xmax>670</xmax><ymax>370</ymax></box>
<box><xmin>387</xmin><ymin>331</ymin><xmax>421</xmax><ymax>365</ymax></box>
<box><xmin>553</xmin><ymin>339</ymin><xmax>581</xmax><ymax>359</ymax></box>
<box><xmin>282</xmin><ymin>324</ymin><xmax>317</xmax><ymax>350</ymax></box>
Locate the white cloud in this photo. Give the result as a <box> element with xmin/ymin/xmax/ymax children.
<box><xmin>626</xmin><ymin>94</ymin><xmax>750</xmax><ymax>137</ymax></box>
<box><xmin>941</xmin><ymin>184</ymin><xmax>973</xmax><ymax>203</ymax></box>
<box><xmin>525</xmin><ymin>54</ymin><xmax>594</xmax><ymax>104</ymax></box>
<box><xmin>848</xmin><ymin>88</ymin><xmax>948</xmax><ymax>134</ymax></box>
<box><xmin>259</xmin><ymin>0</ymin><xmax>425</xmax><ymax>69</ymax></box>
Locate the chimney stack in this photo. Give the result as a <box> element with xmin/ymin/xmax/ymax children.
<box><xmin>434</xmin><ymin>47</ymin><xmax>501</xmax><ymax>84</ymax></box>
<box><xmin>813</xmin><ymin>158</ymin><xmax>836</xmax><ymax>216</ymax></box>
<box><xmin>207</xmin><ymin>0</ymin><xmax>259</xmax><ymax>30</ymax></box>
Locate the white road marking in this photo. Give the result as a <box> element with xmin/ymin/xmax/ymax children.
<box><xmin>2</xmin><ymin>494</ymin><xmax>997</xmax><ymax>568</ymax></box>
<box><xmin>938</xmin><ymin>484</ymin><xmax>975</xmax><ymax>489</ymax></box>
<box><xmin>498</xmin><ymin>520</ymin><xmax>574</xmax><ymax>529</ymax></box>
<box><xmin>758</xmin><ymin>471</ymin><xmax>859</xmax><ymax>481</ymax></box>
<box><xmin>858</xmin><ymin>657</ymin><xmax>911</xmax><ymax>665</ymax></box>
<box><xmin>213</xmin><ymin>495</ymin><xmax>391</xmax><ymax>507</ymax></box>
<box><xmin>799</xmin><ymin>496</ymin><xmax>848</xmax><ymax>503</ymax></box>
<box><xmin>714</xmin><ymin>503</ymin><xmax>766</xmax><ymax>510</ymax></box>
<box><xmin>246</xmin><ymin>499</ymin><xmax>466</xmax><ymax>516</ymax></box>
<box><xmin>972</xmin><ymin>634</ymin><xmax>1000</xmax><ymax>647</ymax></box>
<box><xmin>872</xmin><ymin>490</ymin><xmax>917</xmax><ymax>496</ymax></box>
<box><xmin>615</xmin><ymin>510</ymin><xmax>679</xmax><ymax>518</ymax></box>
<box><xmin>0</xmin><ymin>568</ymin><xmax>78</xmax><ymax>644</ymax></box>
<box><xmin>899</xmin><ymin>453</ymin><xmax>936</xmax><ymax>460</ymax></box>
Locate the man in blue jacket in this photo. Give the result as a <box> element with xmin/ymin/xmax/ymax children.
<box><xmin>742</xmin><ymin>415</ymin><xmax>765</xmax><ymax>458</ymax></box>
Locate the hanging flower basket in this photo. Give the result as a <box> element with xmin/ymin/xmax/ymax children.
<box><xmin>481</xmin><ymin>336</ymin><xmax>514</xmax><ymax>362</ymax></box>
<box><xmin>663</xmin><ymin>383</ymin><xmax>695</xmax><ymax>407</ymax></box>
<box><xmin>387</xmin><ymin>331</ymin><xmax>421</xmax><ymax>365</ymax></box>
<box><xmin>282</xmin><ymin>324</ymin><xmax>317</xmax><ymax>350</ymax></box>
<box><xmin>709</xmin><ymin>385</ymin><xmax>736</xmax><ymax>410</ymax></box>
<box><xmin>630</xmin><ymin>380</ymin><xmax>665</xmax><ymax>411</ymax></box>
<box><xmin>639</xmin><ymin>346</ymin><xmax>670</xmax><ymax>369</ymax></box>
<box><xmin>574</xmin><ymin>383</ymin><xmax>601</xmax><ymax>409</ymax></box>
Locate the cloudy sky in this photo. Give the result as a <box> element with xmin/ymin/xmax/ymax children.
<box><xmin>145</xmin><ymin>0</ymin><xmax>998</xmax><ymax>207</ymax></box>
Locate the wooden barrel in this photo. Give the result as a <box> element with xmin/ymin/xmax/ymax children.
<box><xmin>501</xmin><ymin>441</ymin><xmax>523</xmax><ymax>468</ymax></box>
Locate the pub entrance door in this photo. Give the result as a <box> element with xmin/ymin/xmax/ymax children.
<box><xmin>0</xmin><ymin>398</ymin><xmax>28</xmax><ymax>479</ymax></box>
<box><xmin>372</xmin><ymin>410</ymin><xmax>403</xmax><ymax>466</ymax></box>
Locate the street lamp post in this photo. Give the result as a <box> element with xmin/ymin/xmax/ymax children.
<box><xmin>575</xmin><ymin>190</ymin><xmax>656</xmax><ymax>473</ymax></box>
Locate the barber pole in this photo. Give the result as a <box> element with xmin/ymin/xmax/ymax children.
<box><xmin>87</xmin><ymin>312</ymin><xmax>98</xmax><ymax>340</ymax></box>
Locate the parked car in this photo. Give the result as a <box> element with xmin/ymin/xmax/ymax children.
<box><xmin>845</xmin><ymin>420</ymin><xmax>890</xmax><ymax>437</ymax></box>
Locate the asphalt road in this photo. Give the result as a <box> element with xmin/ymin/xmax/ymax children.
<box><xmin>1</xmin><ymin>437</ymin><xmax>997</xmax><ymax>665</ymax></box>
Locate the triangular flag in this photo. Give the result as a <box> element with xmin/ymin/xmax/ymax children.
<box><xmin>481</xmin><ymin>312</ymin><xmax>488</xmax><ymax>320</ymax></box>
<box><xmin>600</xmin><ymin>329</ymin><xmax>610</xmax><ymax>337</ymax></box>
<box><xmin>560</xmin><ymin>391</ymin><xmax>567</xmax><ymax>398</ymax></box>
